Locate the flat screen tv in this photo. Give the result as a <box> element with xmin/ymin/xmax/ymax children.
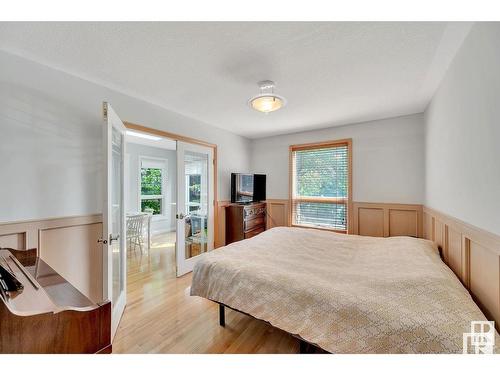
<box><xmin>231</xmin><ymin>173</ymin><xmax>266</xmax><ymax>203</ymax></box>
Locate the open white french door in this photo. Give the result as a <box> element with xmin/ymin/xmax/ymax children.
<box><xmin>102</xmin><ymin>102</ymin><xmax>127</xmax><ymax>339</ymax></box>
<box><xmin>176</xmin><ymin>141</ymin><xmax>214</xmax><ymax>276</ymax></box>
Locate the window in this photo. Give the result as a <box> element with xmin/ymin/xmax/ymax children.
<box><xmin>186</xmin><ymin>174</ymin><xmax>202</xmax><ymax>213</ymax></box>
<box><xmin>140</xmin><ymin>159</ymin><xmax>166</xmax><ymax>216</ymax></box>
<box><xmin>290</xmin><ymin>139</ymin><xmax>352</xmax><ymax>233</ymax></box>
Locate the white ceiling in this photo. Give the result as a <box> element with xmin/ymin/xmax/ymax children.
<box><xmin>0</xmin><ymin>22</ymin><xmax>472</xmax><ymax>139</ymax></box>
<box><xmin>126</xmin><ymin>130</ymin><xmax>177</xmax><ymax>150</ymax></box>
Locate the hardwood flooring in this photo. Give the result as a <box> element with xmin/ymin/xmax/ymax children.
<box><xmin>112</xmin><ymin>232</ymin><xmax>299</xmax><ymax>353</ymax></box>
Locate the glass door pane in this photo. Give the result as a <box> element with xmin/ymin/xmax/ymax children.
<box><xmin>176</xmin><ymin>141</ymin><xmax>214</xmax><ymax>276</ymax></box>
<box><xmin>184</xmin><ymin>150</ymin><xmax>209</xmax><ymax>260</ymax></box>
<box><xmin>111</xmin><ymin>127</ymin><xmax>124</xmax><ymax>304</ymax></box>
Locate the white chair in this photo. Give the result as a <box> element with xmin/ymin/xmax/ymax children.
<box><xmin>127</xmin><ymin>214</ymin><xmax>146</xmax><ymax>254</ymax></box>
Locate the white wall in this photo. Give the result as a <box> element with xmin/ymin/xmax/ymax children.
<box><xmin>251</xmin><ymin>114</ymin><xmax>425</xmax><ymax>203</ymax></box>
<box><xmin>425</xmin><ymin>23</ymin><xmax>500</xmax><ymax>236</ymax></box>
<box><xmin>0</xmin><ymin>50</ymin><xmax>251</xmax><ymax>222</ymax></box>
<box><xmin>0</xmin><ymin>77</ymin><xmax>101</xmax><ymax>222</ymax></box>
<box><xmin>126</xmin><ymin>143</ymin><xmax>176</xmax><ymax>233</ymax></box>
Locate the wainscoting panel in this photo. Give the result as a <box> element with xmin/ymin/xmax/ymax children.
<box><xmin>434</xmin><ymin>218</ymin><xmax>445</xmax><ymax>252</ymax></box>
<box><xmin>352</xmin><ymin>202</ymin><xmax>423</xmax><ymax>238</ymax></box>
<box><xmin>39</xmin><ymin>222</ymin><xmax>103</xmax><ymax>304</ymax></box>
<box><xmin>424</xmin><ymin>206</ymin><xmax>500</xmax><ymax>331</ymax></box>
<box><xmin>423</xmin><ymin>210</ymin><xmax>433</xmax><ymax>241</ymax></box>
<box><xmin>389</xmin><ymin>209</ymin><xmax>418</xmax><ymax>237</ymax></box>
<box><xmin>357</xmin><ymin>208</ymin><xmax>385</xmax><ymax>237</ymax></box>
<box><xmin>445</xmin><ymin>226</ymin><xmax>464</xmax><ymax>282</ymax></box>
<box><xmin>0</xmin><ymin>232</ymin><xmax>26</xmax><ymax>249</ymax></box>
<box><xmin>266</xmin><ymin>199</ymin><xmax>289</xmax><ymax>230</ymax></box>
<box><xmin>0</xmin><ymin>214</ymin><xmax>103</xmax><ymax>303</ymax></box>
<box><xmin>469</xmin><ymin>241</ymin><xmax>500</xmax><ymax>328</ymax></box>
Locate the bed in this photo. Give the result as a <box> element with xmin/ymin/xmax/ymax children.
<box><xmin>190</xmin><ymin>226</ymin><xmax>499</xmax><ymax>353</ymax></box>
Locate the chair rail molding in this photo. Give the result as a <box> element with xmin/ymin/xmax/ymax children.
<box><xmin>352</xmin><ymin>202</ymin><xmax>423</xmax><ymax>238</ymax></box>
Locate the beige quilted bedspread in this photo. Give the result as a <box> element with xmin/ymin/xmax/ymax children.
<box><xmin>191</xmin><ymin>227</ymin><xmax>499</xmax><ymax>353</ymax></box>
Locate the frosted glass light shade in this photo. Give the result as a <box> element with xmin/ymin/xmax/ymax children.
<box><xmin>249</xmin><ymin>95</ymin><xmax>285</xmax><ymax>113</ymax></box>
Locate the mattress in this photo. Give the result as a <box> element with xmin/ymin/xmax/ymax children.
<box><xmin>191</xmin><ymin>226</ymin><xmax>499</xmax><ymax>353</ymax></box>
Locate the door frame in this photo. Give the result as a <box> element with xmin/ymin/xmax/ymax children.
<box><xmin>124</xmin><ymin>121</ymin><xmax>219</xmax><ymax>249</ymax></box>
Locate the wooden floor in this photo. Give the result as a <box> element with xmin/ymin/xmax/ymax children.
<box><xmin>112</xmin><ymin>232</ymin><xmax>299</xmax><ymax>353</ymax></box>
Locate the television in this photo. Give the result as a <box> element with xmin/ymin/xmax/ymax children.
<box><xmin>231</xmin><ymin>173</ymin><xmax>266</xmax><ymax>203</ymax></box>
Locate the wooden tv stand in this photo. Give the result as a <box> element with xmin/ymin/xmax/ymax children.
<box><xmin>225</xmin><ymin>202</ymin><xmax>266</xmax><ymax>245</ymax></box>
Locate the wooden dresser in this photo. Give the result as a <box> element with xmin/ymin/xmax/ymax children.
<box><xmin>225</xmin><ymin>202</ymin><xmax>266</xmax><ymax>245</ymax></box>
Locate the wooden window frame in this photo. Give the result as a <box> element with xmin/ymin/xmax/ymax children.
<box><xmin>288</xmin><ymin>139</ymin><xmax>353</xmax><ymax>234</ymax></box>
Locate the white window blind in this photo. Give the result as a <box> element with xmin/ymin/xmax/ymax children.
<box><xmin>291</xmin><ymin>141</ymin><xmax>350</xmax><ymax>232</ymax></box>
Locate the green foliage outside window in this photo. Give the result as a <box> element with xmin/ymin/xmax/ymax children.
<box><xmin>294</xmin><ymin>146</ymin><xmax>348</xmax><ymax>230</ymax></box>
<box><xmin>141</xmin><ymin>168</ymin><xmax>162</xmax><ymax>195</ymax></box>
<box><xmin>295</xmin><ymin>148</ymin><xmax>347</xmax><ymax>198</ymax></box>
<box><xmin>189</xmin><ymin>175</ymin><xmax>201</xmax><ymax>203</ymax></box>
<box><xmin>141</xmin><ymin>167</ymin><xmax>163</xmax><ymax>215</ymax></box>
<box><xmin>141</xmin><ymin>199</ymin><xmax>162</xmax><ymax>215</ymax></box>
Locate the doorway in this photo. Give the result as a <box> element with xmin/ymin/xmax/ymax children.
<box><xmin>124</xmin><ymin>131</ymin><xmax>178</xmax><ymax>279</ymax></box>
<box><xmin>123</xmin><ymin>125</ymin><xmax>216</xmax><ymax>277</ymax></box>
<box><xmin>124</xmin><ymin>122</ymin><xmax>218</xmax><ymax>276</ymax></box>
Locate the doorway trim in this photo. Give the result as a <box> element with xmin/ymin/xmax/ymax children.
<box><xmin>124</xmin><ymin>121</ymin><xmax>219</xmax><ymax>249</ymax></box>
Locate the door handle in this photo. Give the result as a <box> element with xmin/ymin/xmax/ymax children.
<box><xmin>97</xmin><ymin>238</ymin><xmax>108</xmax><ymax>245</ymax></box>
<box><xmin>109</xmin><ymin>234</ymin><xmax>120</xmax><ymax>244</ymax></box>
<box><xmin>176</xmin><ymin>213</ymin><xmax>185</xmax><ymax>220</ymax></box>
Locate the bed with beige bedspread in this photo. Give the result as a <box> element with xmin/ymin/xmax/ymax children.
<box><xmin>190</xmin><ymin>227</ymin><xmax>499</xmax><ymax>353</ymax></box>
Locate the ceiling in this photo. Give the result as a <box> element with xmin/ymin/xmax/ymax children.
<box><xmin>126</xmin><ymin>130</ymin><xmax>177</xmax><ymax>150</ymax></box>
<box><xmin>0</xmin><ymin>22</ymin><xmax>472</xmax><ymax>139</ymax></box>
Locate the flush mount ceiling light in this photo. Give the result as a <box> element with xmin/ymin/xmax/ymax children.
<box><xmin>248</xmin><ymin>80</ymin><xmax>286</xmax><ymax>113</ymax></box>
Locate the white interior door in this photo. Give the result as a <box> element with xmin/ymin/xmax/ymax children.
<box><xmin>176</xmin><ymin>141</ymin><xmax>214</xmax><ymax>276</ymax></box>
<box><xmin>102</xmin><ymin>102</ymin><xmax>127</xmax><ymax>339</ymax></box>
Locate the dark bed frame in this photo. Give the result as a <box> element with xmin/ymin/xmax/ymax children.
<box><xmin>217</xmin><ymin>302</ymin><xmax>330</xmax><ymax>354</ymax></box>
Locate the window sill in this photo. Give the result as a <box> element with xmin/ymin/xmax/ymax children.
<box><xmin>151</xmin><ymin>215</ymin><xmax>169</xmax><ymax>222</ymax></box>
<box><xmin>291</xmin><ymin>223</ymin><xmax>347</xmax><ymax>234</ymax></box>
